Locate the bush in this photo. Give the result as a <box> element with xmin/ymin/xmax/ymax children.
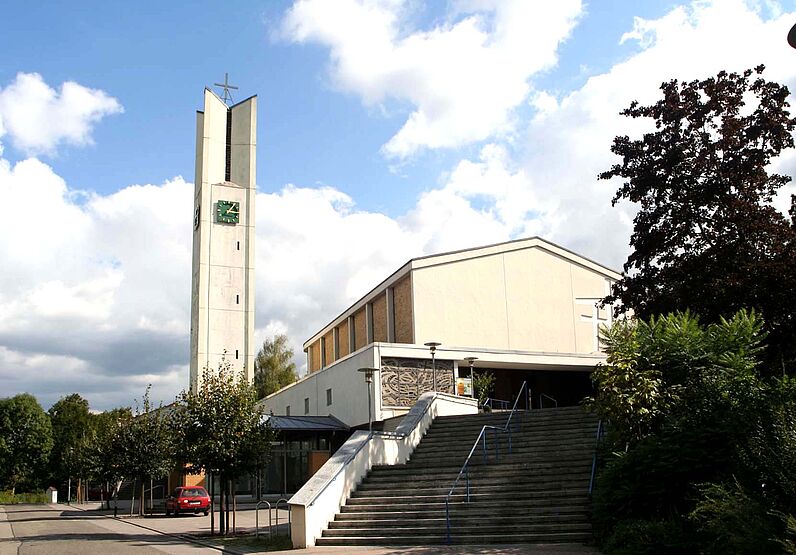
<box><xmin>602</xmin><ymin>518</ymin><xmax>689</xmax><ymax>555</ymax></box>
<box><xmin>0</xmin><ymin>490</ymin><xmax>49</xmax><ymax>504</ymax></box>
<box><xmin>689</xmin><ymin>481</ymin><xmax>782</xmax><ymax>554</ymax></box>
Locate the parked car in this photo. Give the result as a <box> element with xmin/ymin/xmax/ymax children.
<box><xmin>165</xmin><ymin>487</ymin><xmax>210</xmax><ymax>516</ymax></box>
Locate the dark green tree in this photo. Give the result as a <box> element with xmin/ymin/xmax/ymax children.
<box><xmin>171</xmin><ymin>355</ymin><xmax>274</xmax><ymax>535</ymax></box>
<box><xmin>600</xmin><ymin>65</ymin><xmax>796</xmax><ymax>372</ymax></box>
<box><xmin>0</xmin><ymin>394</ymin><xmax>53</xmax><ymax>493</ymax></box>
<box><xmin>48</xmin><ymin>393</ymin><xmax>94</xmax><ymax>501</ymax></box>
<box><xmin>253</xmin><ymin>334</ymin><xmax>297</xmax><ymax>399</ymax></box>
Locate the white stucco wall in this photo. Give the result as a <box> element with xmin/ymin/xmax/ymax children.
<box><xmin>261</xmin><ymin>346</ymin><xmax>380</xmax><ymax>426</ymax></box>
<box><xmin>190</xmin><ymin>91</ymin><xmax>256</xmax><ymax>390</ymax></box>
<box><xmin>412</xmin><ymin>244</ymin><xmax>616</xmax><ymax>355</ymax></box>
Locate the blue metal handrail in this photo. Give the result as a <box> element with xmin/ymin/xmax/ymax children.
<box><xmin>445</xmin><ymin>381</ymin><xmax>529</xmax><ymax>544</ymax></box>
<box><xmin>588</xmin><ymin>419</ymin><xmax>604</xmax><ymax>496</ymax></box>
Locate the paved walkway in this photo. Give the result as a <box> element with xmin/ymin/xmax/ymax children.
<box><xmin>0</xmin><ymin>504</ymin><xmax>217</xmax><ymax>554</ymax></box>
<box><xmin>2</xmin><ymin>503</ymin><xmax>601</xmax><ymax>554</ymax></box>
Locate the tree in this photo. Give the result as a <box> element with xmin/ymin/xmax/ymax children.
<box><xmin>113</xmin><ymin>388</ymin><xmax>174</xmax><ymax>516</ymax></box>
<box><xmin>48</xmin><ymin>393</ymin><xmax>94</xmax><ymax>501</ymax></box>
<box><xmin>0</xmin><ymin>394</ymin><xmax>53</xmax><ymax>493</ymax></box>
<box><xmin>171</xmin><ymin>355</ymin><xmax>274</xmax><ymax>535</ymax></box>
<box><xmin>600</xmin><ymin>65</ymin><xmax>796</xmax><ymax>372</ymax></box>
<box><xmin>253</xmin><ymin>334</ymin><xmax>297</xmax><ymax>399</ymax></box>
<box><xmin>91</xmin><ymin>407</ymin><xmax>133</xmax><ymax>508</ymax></box>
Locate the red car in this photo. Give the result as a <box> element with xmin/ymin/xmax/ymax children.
<box><xmin>165</xmin><ymin>486</ymin><xmax>210</xmax><ymax>516</ymax></box>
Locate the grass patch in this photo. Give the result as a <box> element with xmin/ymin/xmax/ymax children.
<box><xmin>0</xmin><ymin>491</ymin><xmax>49</xmax><ymax>504</ymax></box>
<box><xmin>196</xmin><ymin>532</ymin><xmax>293</xmax><ymax>553</ymax></box>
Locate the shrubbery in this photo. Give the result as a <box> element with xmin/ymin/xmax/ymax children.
<box><xmin>590</xmin><ymin>310</ymin><xmax>796</xmax><ymax>553</ymax></box>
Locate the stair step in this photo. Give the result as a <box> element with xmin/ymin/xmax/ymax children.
<box><xmin>339</xmin><ymin>503</ymin><xmax>590</xmax><ymax>516</ymax></box>
<box><xmin>346</xmin><ymin>489</ymin><xmax>589</xmax><ymax>505</ymax></box>
<box><xmin>315</xmin><ymin>532</ymin><xmax>593</xmax><ymax>546</ymax></box>
<box><xmin>355</xmin><ymin>477</ymin><xmax>590</xmax><ymax>495</ymax></box>
<box><xmin>322</xmin><ymin>522</ymin><xmax>592</xmax><ymax>537</ymax></box>
<box><xmin>330</xmin><ymin>514</ymin><xmax>590</xmax><ymax>527</ymax></box>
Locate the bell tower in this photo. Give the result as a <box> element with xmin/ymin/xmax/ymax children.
<box><xmin>189</xmin><ymin>85</ymin><xmax>256</xmax><ymax>392</ymax></box>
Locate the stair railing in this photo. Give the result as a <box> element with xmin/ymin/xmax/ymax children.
<box><xmin>444</xmin><ymin>381</ymin><xmax>529</xmax><ymax>544</ymax></box>
<box><xmin>588</xmin><ymin>419</ymin><xmax>605</xmax><ymax>496</ymax></box>
<box><xmin>483</xmin><ymin>397</ymin><xmax>510</xmax><ymax>411</ymax></box>
<box><xmin>539</xmin><ymin>393</ymin><xmax>558</xmax><ymax>408</ymax></box>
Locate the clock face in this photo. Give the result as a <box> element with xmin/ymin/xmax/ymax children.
<box><xmin>216</xmin><ymin>200</ymin><xmax>240</xmax><ymax>224</ymax></box>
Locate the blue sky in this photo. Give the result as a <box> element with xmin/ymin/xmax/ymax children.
<box><xmin>1</xmin><ymin>0</ymin><xmax>795</xmax><ymax>410</ymax></box>
<box><xmin>2</xmin><ymin>0</ymin><xmax>675</xmax><ymax>214</ymax></box>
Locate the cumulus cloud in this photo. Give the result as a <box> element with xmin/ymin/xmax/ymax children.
<box><xmin>0</xmin><ymin>72</ymin><xmax>123</xmax><ymax>155</ymax></box>
<box><xmin>513</xmin><ymin>0</ymin><xmax>796</xmax><ymax>265</ymax></box>
<box><xmin>5</xmin><ymin>0</ymin><xmax>796</xmax><ymax>411</ymax></box>
<box><xmin>280</xmin><ymin>0</ymin><xmax>582</xmax><ymax>158</ymax></box>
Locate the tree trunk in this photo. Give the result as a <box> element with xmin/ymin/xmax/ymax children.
<box><xmin>209</xmin><ymin>472</ymin><xmax>214</xmax><ymax>536</ymax></box>
<box><xmin>225</xmin><ymin>481</ymin><xmax>230</xmax><ymax>534</ymax></box>
<box><xmin>219</xmin><ymin>477</ymin><xmax>226</xmax><ymax>535</ymax></box>
<box><xmin>140</xmin><ymin>480</ymin><xmax>146</xmax><ymax>516</ymax></box>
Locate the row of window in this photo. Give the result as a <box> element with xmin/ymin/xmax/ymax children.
<box><xmin>284</xmin><ymin>388</ymin><xmax>333</xmax><ymax>416</ymax></box>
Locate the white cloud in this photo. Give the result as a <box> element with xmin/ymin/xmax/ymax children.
<box><xmin>280</xmin><ymin>0</ymin><xmax>582</xmax><ymax>158</ymax></box>
<box><xmin>4</xmin><ymin>1</ymin><xmax>796</xmax><ymax>410</ymax></box>
<box><xmin>0</xmin><ymin>72</ymin><xmax>123</xmax><ymax>155</ymax></box>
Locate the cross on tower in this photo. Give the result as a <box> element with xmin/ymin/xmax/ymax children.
<box><xmin>213</xmin><ymin>73</ymin><xmax>238</xmax><ymax>105</ymax></box>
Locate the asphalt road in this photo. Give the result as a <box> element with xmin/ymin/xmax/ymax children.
<box><xmin>0</xmin><ymin>504</ymin><xmax>218</xmax><ymax>555</ymax></box>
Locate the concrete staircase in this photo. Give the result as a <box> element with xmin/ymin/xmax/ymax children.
<box><xmin>316</xmin><ymin>405</ymin><xmax>599</xmax><ymax>546</ymax></box>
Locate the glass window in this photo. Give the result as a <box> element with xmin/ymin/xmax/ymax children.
<box><xmin>304</xmin><ymin>397</ymin><xmax>310</xmax><ymax>414</ymax></box>
<box><xmin>285</xmin><ymin>405</ymin><xmax>290</xmax><ymax>416</ymax></box>
<box><xmin>326</xmin><ymin>388</ymin><xmax>332</xmax><ymax>406</ymax></box>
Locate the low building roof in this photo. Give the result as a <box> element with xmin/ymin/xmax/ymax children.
<box><xmin>264</xmin><ymin>414</ymin><xmax>349</xmax><ymax>432</ymax></box>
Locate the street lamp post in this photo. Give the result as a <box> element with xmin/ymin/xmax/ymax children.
<box><xmin>424</xmin><ymin>342</ymin><xmax>441</xmax><ymax>392</ymax></box>
<box><xmin>358</xmin><ymin>367</ymin><xmax>378</xmax><ymax>433</ymax></box>
<box><xmin>464</xmin><ymin>356</ymin><xmax>478</xmax><ymax>398</ymax></box>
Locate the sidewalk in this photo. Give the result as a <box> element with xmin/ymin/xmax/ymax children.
<box><xmin>65</xmin><ymin>503</ymin><xmax>601</xmax><ymax>554</ymax></box>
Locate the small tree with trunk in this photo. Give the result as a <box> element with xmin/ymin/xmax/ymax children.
<box><xmin>113</xmin><ymin>388</ymin><xmax>174</xmax><ymax>515</ymax></box>
<box><xmin>170</xmin><ymin>354</ymin><xmax>273</xmax><ymax>535</ymax></box>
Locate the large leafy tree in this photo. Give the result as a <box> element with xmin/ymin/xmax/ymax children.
<box><xmin>48</xmin><ymin>393</ymin><xmax>95</xmax><ymax>501</ymax></box>
<box><xmin>171</xmin><ymin>356</ymin><xmax>274</xmax><ymax>535</ymax></box>
<box><xmin>253</xmin><ymin>334</ymin><xmax>297</xmax><ymax>399</ymax></box>
<box><xmin>0</xmin><ymin>394</ymin><xmax>53</xmax><ymax>493</ymax></box>
<box><xmin>600</xmin><ymin>66</ymin><xmax>796</xmax><ymax>371</ymax></box>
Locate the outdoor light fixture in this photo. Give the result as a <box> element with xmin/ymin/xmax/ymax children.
<box><xmin>424</xmin><ymin>341</ymin><xmax>441</xmax><ymax>392</ymax></box>
<box><xmin>358</xmin><ymin>367</ymin><xmax>379</xmax><ymax>433</ymax></box>
<box><xmin>464</xmin><ymin>356</ymin><xmax>478</xmax><ymax>398</ymax></box>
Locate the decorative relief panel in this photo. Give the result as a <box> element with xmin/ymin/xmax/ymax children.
<box><xmin>380</xmin><ymin>357</ymin><xmax>454</xmax><ymax>407</ymax></box>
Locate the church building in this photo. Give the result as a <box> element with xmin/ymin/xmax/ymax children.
<box><xmin>262</xmin><ymin>237</ymin><xmax>621</xmax><ymax>428</ymax></box>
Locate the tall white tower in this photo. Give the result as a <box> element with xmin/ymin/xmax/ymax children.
<box><xmin>189</xmin><ymin>88</ymin><xmax>256</xmax><ymax>392</ymax></box>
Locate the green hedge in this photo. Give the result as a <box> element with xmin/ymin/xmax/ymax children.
<box><xmin>0</xmin><ymin>490</ymin><xmax>49</xmax><ymax>504</ymax></box>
